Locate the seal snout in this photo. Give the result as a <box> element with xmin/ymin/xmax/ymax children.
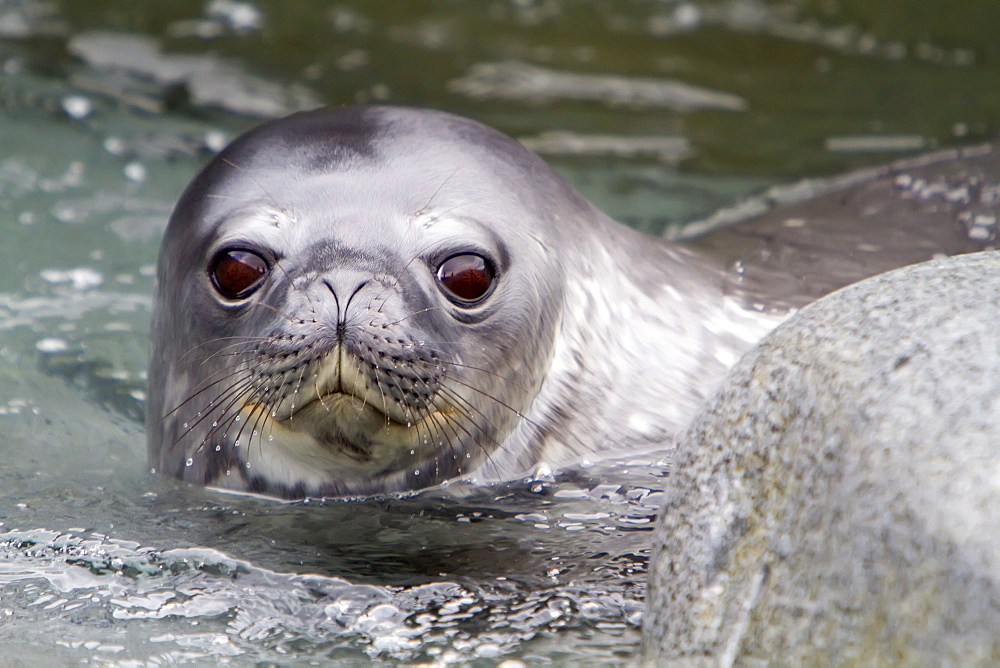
<box><xmin>250</xmin><ymin>272</ymin><xmax>448</xmax><ymax>439</ymax></box>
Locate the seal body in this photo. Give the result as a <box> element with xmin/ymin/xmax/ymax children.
<box><xmin>147</xmin><ymin>106</ymin><xmax>994</xmax><ymax>499</ymax></box>
<box><xmin>148</xmin><ymin>106</ymin><xmax>780</xmax><ymax>498</ymax></box>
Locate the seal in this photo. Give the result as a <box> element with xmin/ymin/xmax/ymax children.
<box><xmin>147</xmin><ymin>105</ymin><xmax>996</xmax><ymax>499</ymax></box>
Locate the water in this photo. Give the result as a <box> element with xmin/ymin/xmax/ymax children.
<box><xmin>0</xmin><ymin>0</ymin><xmax>997</xmax><ymax>663</ymax></box>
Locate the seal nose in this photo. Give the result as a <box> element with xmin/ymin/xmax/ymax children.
<box><xmin>321</xmin><ymin>276</ymin><xmax>371</xmax><ymax>339</ymax></box>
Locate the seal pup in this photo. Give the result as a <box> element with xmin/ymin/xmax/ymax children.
<box><xmin>147</xmin><ymin>106</ymin><xmax>995</xmax><ymax>499</ymax></box>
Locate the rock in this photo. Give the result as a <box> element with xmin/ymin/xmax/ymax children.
<box><xmin>643</xmin><ymin>251</ymin><xmax>1000</xmax><ymax>665</ymax></box>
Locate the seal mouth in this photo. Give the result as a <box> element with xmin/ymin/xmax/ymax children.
<box><xmin>281</xmin><ymin>389</ymin><xmax>440</xmax><ymax>429</ymax></box>
<box><xmin>237</xmin><ymin>346</ymin><xmax>458</xmax><ymax>462</ymax></box>
<box><xmin>239</xmin><ymin>391</ymin><xmax>459</xmax><ymax>466</ymax></box>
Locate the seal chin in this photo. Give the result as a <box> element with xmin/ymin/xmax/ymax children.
<box><xmin>247</xmin><ymin>391</ymin><xmax>455</xmax><ymax>461</ymax></box>
<box><xmin>226</xmin><ymin>395</ymin><xmax>467</xmax><ymax>495</ymax></box>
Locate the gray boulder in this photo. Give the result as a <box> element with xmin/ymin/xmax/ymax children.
<box><xmin>643</xmin><ymin>251</ymin><xmax>1000</xmax><ymax>665</ymax></box>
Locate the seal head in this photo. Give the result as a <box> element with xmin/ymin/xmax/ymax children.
<box><xmin>148</xmin><ymin>106</ymin><xmax>638</xmax><ymax>498</ymax></box>
<box><xmin>149</xmin><ymin>106</ymin><xmax>784</xmax><ymax>499</ymax></box>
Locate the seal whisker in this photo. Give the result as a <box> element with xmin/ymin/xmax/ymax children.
<box><xmin>346</xmin><ymin>354</ymin><xmax>375</xmax><ymax>423</ymax></box>
<box><xmin>417</xmin><ymin>167</ymin><xmax>461</xmax><ymax>214</ymax></box>
<box><xmin>177</xmin><ymin>336</ymin><xmax>269</xmax><ymax>364</ymax></box>
<box><xmin>171</xmin><ymin>373</ymin><xmax>257</xmax><ymax>452</ymax></box>
<box><xmin>285</xmin><ymin>361</ymin><xmax>312</xmax><ymax>426</ymax></box>
<box><xmin>429</xmin><ymin>393</ymin><xmax>502</xmax><ymax>476</ymax></box>
<box><xmin>248</xmin><ymin>299</ymin><xmax>301</xmax><ymax>324</ymax></box>
<box><xmin>230</xmin><ymin>393</ymin><xmax>268</xmax><ymax>455</ymax></box>
<box><xmin>220</xmin><ymin>157</ymin><xmax>291</xmax><ymax>219</ymax></box>
<box><xmin>245</xmin><ymin>379</ymin><xmax>287</xmax><ymax>472</ymax></box>
<box><xmin>313</xmin><ymin>361</ymin><xmax>333</xmax><ymax>413</ymax></box>
<box><xmin>436</xmin><ymin>360</ymin><xmax>532</xmax><ymax>393</ymax></box>
<box><xmin>162</xmin><ymin>363</ymin><xmax>254</xmax><ymax>419</ymax></box>
<box><xmin>441</xmin><ymin>377</ymin><xmax>553</xmax><ymax>444</ymax></box>
<box><xmin>368</xmin><ymin>360</ymin><xmax>396</xmax><ymax>430</ymax></box>
<box><xmin>230</xmin><ymin>367</ymin><xmax>281</xmax><ymax>448</ymax></box>
<box><xmin>382</xmin><ymin>306</ymin><xmax>450</xmax><ymax>328</ymax></box>
<box><xmin>420</xmin><ymin>201</ymin><xmax>475</xmax><ymax>223</ymax></box>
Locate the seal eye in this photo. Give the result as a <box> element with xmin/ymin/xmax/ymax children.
<box><xmin>436</xmin><ymin>253</ymin><xmax>495</xmax><ymax>304</ymax></box>
<box><xmin>210</xmin><ymin>249</ymin><xmax>269</xmax><ymax>300</ymax></box>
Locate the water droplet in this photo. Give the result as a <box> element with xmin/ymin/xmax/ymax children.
<box><xmin>235</xmin><ymin>440</ymin><xmax>241</xmax><ymax>447</ymax></box>
<box><xmin>225</xmin><ymin>469</ymin><xmax>231</xmax><ymax>476</ymax></box>
<box><xmin>406</xmin><ymin>422</ymin><xmax>412</xmax><ymax>428</ymax></box>
<box><xmin>212</xmin><ymin>421</ymin><xmax>219</xmax><ymax>427</ymax></box>
<box><xmin>234</xmin><ymin>416</ymin><xmax>241</xmax><ymax>422</ymax></box>
<box><xmin>185</xmin><ymin>458</ymin><xmax>193</xmax><ymax>467</ymax></box>
<box><xmin>245</xmin><ymin>462</ymin><xmax>251</xmax><ymax>469</ymax></box>
<box><xmin>410</xmin><ymin>449</ymin><xmax>415</xmax><ymax>455</ymax></box>
<box><xmin>465</xmin><ymin>453</ymin><xmax>472</xmax><ymax>459</ymax></box>
<box><xmin>214</xmin><ymin>445</ymin><xmax>221</xmax><ymax>452</ymax></box>
<box><xmin>414</xmin><ymin>469</ymin><xmax>420</xmax><ymax>476</ymax></box>
<box><xmin>268</xmin><ymin>435</ymin><xmax>274</xmax><ymax>442</ymax></box>
<box><xmin>182</xmin><ymin>422</ymin><xmax>189</xmax><ymax>429</ymax></box>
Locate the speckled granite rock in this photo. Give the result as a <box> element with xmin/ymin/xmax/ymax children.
<box><xmin>643</xmin><ymin>251</ymin><xmax>1000</xmax><ymax>665</ymax></box>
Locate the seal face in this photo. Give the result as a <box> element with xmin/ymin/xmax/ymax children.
<box><xmin>148</xmin><ymin>106</ymin><xmax>621</xmax><ymax>498</ymax></box>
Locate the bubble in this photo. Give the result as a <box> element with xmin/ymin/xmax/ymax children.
<box><xmin>61</xmin><ymin>95</ymin><xmax>93</xmax><ymax>120</ymax></box>
<box><xmin>123</xmin><ymin>161</ymin><xmax>147</xmax><ymax>183</ymax></box>
<box><xmin>36</xmin><ymin>337</ymin><xmax>69</xmax><ymax>354</ymax></box>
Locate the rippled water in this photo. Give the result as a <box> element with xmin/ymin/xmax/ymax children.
<box><xmin>1</xmin><ymin>0</ymin><xmax>998</xmax><ymax>663</ymax></box>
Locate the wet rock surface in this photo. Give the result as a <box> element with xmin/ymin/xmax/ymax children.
<box><xmin>644</xmin><ymin>251</ymin><xmax>1000</xmax><ymax>664</ymax></box>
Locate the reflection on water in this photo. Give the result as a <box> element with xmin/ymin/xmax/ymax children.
<box><xmin>0</xmin><ymin>0</ymin><xmax>998</xmax><ymax>663</ymax></box>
